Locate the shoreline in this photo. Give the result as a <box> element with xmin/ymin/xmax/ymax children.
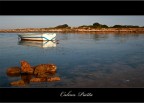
<box><xmin>0</xmin><ymin>28</ymin><xmax>144</xmax><ymax>33</ymax></box>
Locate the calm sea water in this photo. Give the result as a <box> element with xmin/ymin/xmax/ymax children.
<box><xmin>0</xmin><ymin>32</ymin><xmax>144</xmax><ymax>88</ymax></box>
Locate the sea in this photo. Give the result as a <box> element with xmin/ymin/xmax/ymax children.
<box><xmin>0</xmin><ymin>32</ymin><xmax>144</xmax><ymax>88</ymax></box>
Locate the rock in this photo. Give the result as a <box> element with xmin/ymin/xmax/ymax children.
<box><xmin>10</xmin><ymin>80</ymin><xmax>25</xmax><ymax>86</ymax></box>
<box><xmin>30</xmin><ymin>78</ymin><xmax>47</xmax><ymax>82</ymax></box>
<box><xmin>36</xmin><ymin>73</ymin><xmax>48</xmax><ymax>78</ymax></box>
<box><xmin>21</xmin><ymin>73</ymin><xmax>33</xmax><ymax>84</ymax></box>
<box><xmin>34</xmin><ymin>64</ymin><xmax>57</xmax><ymax>75</ymax></box>
<box><xmin>7</xmin><ymin>61</ymin><xmax>60</xmax><ymax>86</ymax></box>
<box><xmin>21</xmin><ymin>60</ymin><xmax>34</xmax><ymax>74</ymax></box>
<box><xmin>6</xmin><ymin>67</ymin><xmax>21</xmax><ymax>77</ymax></box>
<box><xmin>47</xmin><ymin>77</ymin><xmax>60</xmax><ymax>82</ymax></box>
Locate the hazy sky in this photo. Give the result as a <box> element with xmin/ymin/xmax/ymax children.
<box><xmin>0</xmin><ymin>16</ymin><xmax>144</xmax><ymax>29</ymax></box>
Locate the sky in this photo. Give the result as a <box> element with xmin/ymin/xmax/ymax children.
<box><xmin>0</xmin><ymin>16</ymin><xmax>144</xmax><ymax>29</ymax></box>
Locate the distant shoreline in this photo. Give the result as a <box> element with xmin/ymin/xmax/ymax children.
<box><xmin>0</xmin><ymin>28</ymin><xmax>144</xmax><ymax>33</ymax></box>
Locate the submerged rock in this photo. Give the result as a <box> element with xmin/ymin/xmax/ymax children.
<box><xmin>30</xmin><ymin>77</ymin><xmax>60</xmax><ymax>82</ymax></box>
<box><xmin>21</xmin><ymin>73</ymin><xmax>33</xmax><ymax>84</ymax></box>
<box><xmin>30</xmin><ymin>77</ymin><xmax>47</xmax><ymax>82</ymax></box>
<box><xmin>34</xmin><ymin>64</ymin><xmax>57</xmax><ymax>75</ymax></box>
<box><xmin>21</xmin><ymin>60</ymin><xmax>34</xmax><ymax>74</ymax></box>
<box><xmin>7</xmin><ymin>73</ymin><xmax>21</xmax><ymax>77</ymax></box>
<box><xmin>36</xmin><ymin>73</ymin><xmax>49</xmax><ymax>78</ymax></box>
<box><xmin>47</xmin><ymin>77</ymin><xmax>60</xmax><ymax>82</ymax></box>
<box><xmin>7</xmin><ymin>67</ymin><xmax>21</xmax><ymax>77</ymax></box>
<box><xmin>10</xmin><ymin>80</ymin><xmax>25</xmax><ymax>86</ymax></box>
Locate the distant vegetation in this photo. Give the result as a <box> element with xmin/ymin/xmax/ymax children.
<box><xmin>52</xmin><ymin>23</ymin><xmax>143</xmax><ymax>29</ymax></box>
<box><xmin>55</xmin><ymin>24</ymin><xmax>71</xmax><ymax>29</ymax></box>
<box><xmin>77</xmin><ymin>22</ymin><xmax>142</xmax><ymax>28</ymax></box>
<box><xmin>112</xmin><ymin>25</ymin><xmax>140</xmax><ymax>28</ymax></box>
<box><xmin>78</xmin><ymin>22</ymin><xmax>109</xmax><ymax>28</ymax></box>
<box><xmin>92</xmin><ymin>22</ymin><xmax>109</xmax><ymax>28</ymax></box>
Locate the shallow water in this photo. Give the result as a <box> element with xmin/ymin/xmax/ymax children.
<box><xmin>0</xmin><ymin>32</ymin><xmax>144</xmax><ymax>88</ymax></box>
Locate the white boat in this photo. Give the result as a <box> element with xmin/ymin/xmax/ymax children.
<box><xmin>18</xmin><ymin>40</ymin><xmax>57</xmax><ymax>48</ymax></box>
<box><xmin>18</xmin><ymin>33</ymin><xmax>56</xmax><ymax>41</ymax></box>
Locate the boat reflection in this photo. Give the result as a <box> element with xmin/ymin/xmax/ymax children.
<box><xmin>18</xmin><ymin>40</ymin><xmax>58</xmax><ymax>48</ymax></box>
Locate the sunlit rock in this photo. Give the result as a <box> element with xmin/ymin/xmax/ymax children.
<box><xmin>21</xmin><ymin>60</ymin><xmax>34</xmax><ymax>74</ymax></box>
<box><xmin>7</xmin><ymin>61</ymin><xmax>60</xmax><ymax>86</ymax></box>
<box><xmin>34</xmin><ymin>64</ymin><xmax>57</xmax><ymax>75</ymax></box>
<box><xmin>10</xmin><ymin>80</ymin><xmax>25</xmax><ymax>86</ymax></box>
<box><xmin>47</xmin><ymin>77</ymin><xmax>60</xmax><ymax>82</ymax></box>
<box><xmin>6</xmin><ymin>67</ymin><xmax>21</xmax><ymax>77</ymax></box>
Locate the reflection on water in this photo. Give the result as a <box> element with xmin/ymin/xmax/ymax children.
<box><xmin>18</xmin><ymin>40</ymin><xmax>58</xmax><ymax>48</ymax></box>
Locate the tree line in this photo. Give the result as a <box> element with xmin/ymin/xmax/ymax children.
<box><xmin>54</xmin><ymin>23</ymin><xmax>144</xmax><ymax>28</ymax></box>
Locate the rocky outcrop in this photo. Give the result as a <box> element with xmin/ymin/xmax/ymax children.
<box><xmin>21</xmin><ymin>60</ymin><xmax>34</xmax><ymax>74</ymax></box>
<box><xmin>1</xmin><ymin>28</ymin><xmax>144</xmax><ymax>33</ymax></box>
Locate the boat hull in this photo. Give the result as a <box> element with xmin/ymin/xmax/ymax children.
<box><xmin>18</xmin><ymin>33</ymin><xmax>56</xmax><ymax>41</ymax></box>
